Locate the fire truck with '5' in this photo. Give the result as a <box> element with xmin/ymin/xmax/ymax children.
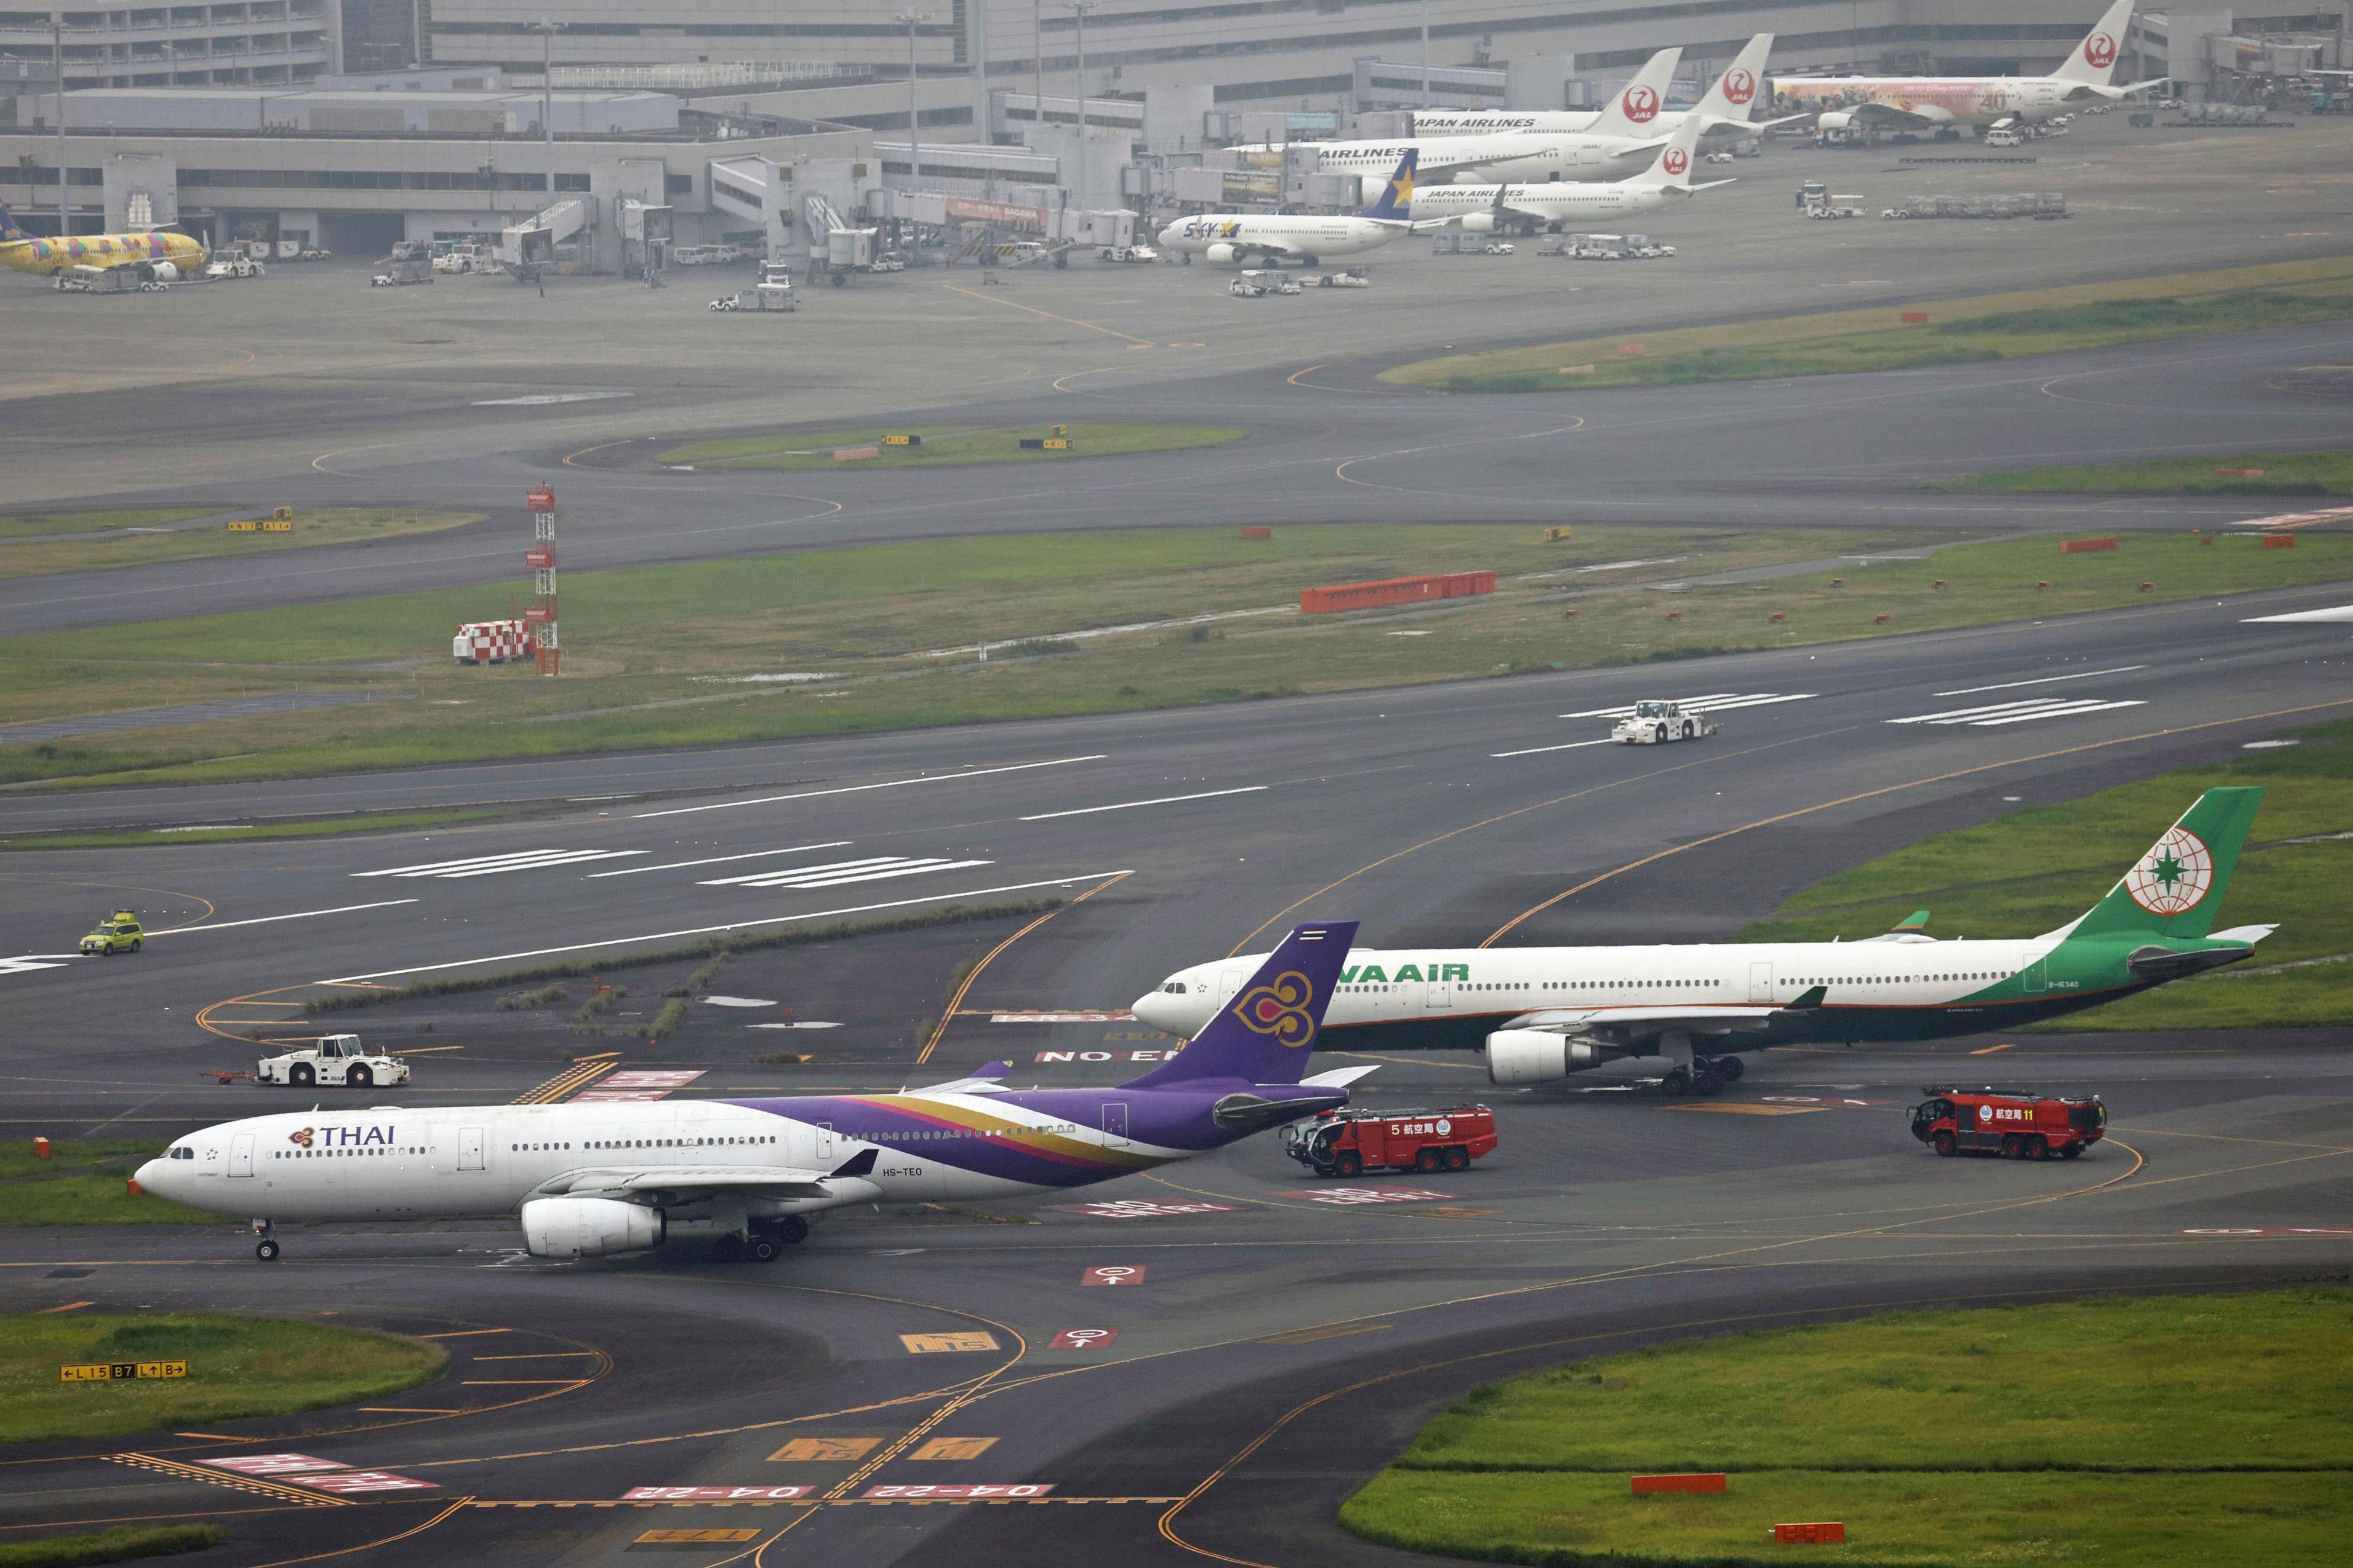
<box><xmin>1283</xmin><ymin>1105</ymin><xmax>1498</xmax><ymax>1177</ymax></box>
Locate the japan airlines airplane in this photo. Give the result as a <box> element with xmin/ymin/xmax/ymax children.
<box><xmin>1238</xmin><ymin>47</ymin><xmax>1684</xmax><ymax>203</ymax></box>
<box><xmin>1409</xmin><ymin>34</ymin><xmax>1800</xmax><ymax>143</ymax></box>
<box><xmin>0</xmin><ymin>202</ymin><xmax>206</xmax><ymax>280</ymax></box>
<box><xmin>1778</xmin><ymin>0</ymin><xmax>2162</xmax><ymax>138</ymax></box>
<box><xmin>1135</xmin><ymin>790</ymin><xmax>2274</xmax><ymax>1098</ymax></box>
<box><xmin>1158</xmin><ymin>150</ymin><xmax>1433</xmax><ymax>266</ymax></box>
<box><xmin>136</xmin><ymin>923</ymin><xmax>1366</xmax><ymax>1263</ymax></box>
<box><xmin>1409</xmin><ymin>117</ymin><xmax>1727</xmax><ymax>232</ymax></box>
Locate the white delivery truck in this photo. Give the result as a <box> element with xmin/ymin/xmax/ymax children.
<box><xmin>1611</xmin><ymin>700</ymin><xmax>1719</xmax><ymax>745</ymax></box>
<box><xmin>257</xmin><ymin>1034</ymin><xmax>409</xmax><ymax>1089</ymax></box>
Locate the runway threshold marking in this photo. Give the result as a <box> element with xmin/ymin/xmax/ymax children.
<box><xmin>514</xmin><ymin>1060</ymin><xmax>618</xmax><ymax>1105</ymax></box>
<box><xmin>916</xmin><ymin>870</ymin><xmax>1131</xmax><ymax>1065</ymax></box>
<box><xmin>939</xmin><ymin>283</ymin><xmax>1155</xmax><ymax>346</ymax></box>
<box><xmin>111</xmin><ymin>1453</ymin><xmax>353</xmax><ymax>1508</ymax></box>
<box><xmin>1479</xmin><ymin>694</ymin><xmax>2353</xmax><ymax>947</ymax></box>
<box><xmin>1019</xmin><ymin>785</ymin><xmax>1267</xmax><ymax>821</ymax></box>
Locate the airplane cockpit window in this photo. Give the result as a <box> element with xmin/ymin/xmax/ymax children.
<box><xmin>1162</xmin><ymin>982</ymin><xmax>1187</xmax><ymax>994</ymax></box>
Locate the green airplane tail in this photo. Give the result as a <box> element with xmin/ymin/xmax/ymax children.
<box><xmin>2061</xmin><ymin>786</ymin><xmax>2264</xmax><ymax>943</ymax></box>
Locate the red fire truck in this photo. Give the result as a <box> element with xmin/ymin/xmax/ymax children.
<box><xmin>1909</xmin><ymin>1086</ymin><xmax>2107</xmax><ymax>1160</ymax></box>
<box><xmin>1282</xmin><ymin>1105</ymin><xmax>1498</xmax><ymax>1177</ymax></box>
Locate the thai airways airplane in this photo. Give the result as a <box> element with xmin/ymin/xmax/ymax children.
<box><xmin>136</xmin><ymin>924</ymin><xmax>1366</xmax><ymax>1264</ymax></box>
<box><xmin>1136</xmin><ymin>790</ymin><xmax>2274</xmax><ymax>1099</ymax></box>
<box><xmin>1157</xmin><ymin>150</ymin><xmax>1434</xmax><ymax>267</ymax></box>
<box><xmin>1408</xmin><ymin>117</ymin><xmax>1729</xmax><ymax>232</ymax></box>
<box><xmin>0</xmin><ymin>202</ymin><xmax>207</xmax><ymax>280</ymax></box>
<box><xmin>1777</xmin><ymin>0</ymin><xmax>2162</xmax><ymax>138</ymax></box>
<box><xmin>1237</xmin><ymin>47</ymin><xmax>1685</xmax><ymax>205</ymax></box>
<box><xmin>1408</xmin><ymin>34</ymin><xmax>1800</xmax><ymax>143</ymax></box>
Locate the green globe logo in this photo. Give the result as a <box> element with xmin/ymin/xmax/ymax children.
<box><xmin>2124</xmin><ymin>828</ymin><xmax>2212</xmax><ymax>916</ymax></box>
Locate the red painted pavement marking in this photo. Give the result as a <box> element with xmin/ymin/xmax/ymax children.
<box><xmin>573</xmin><ymin>1088</ymin><xmax>674</xmax><ymax>1102</ymax></box>
<box><xmin>1048</xmin><ymin>1199</ymin><xmax>1238</xmax><ymax>1220</ymax></box>
<box><xmin>2179</xmin><ymin>1227</ymin><xmax>2353</xmax><ymax>1237</ymax></box>
<box><xmin>297</xmin><ymin>1471</ymin><xmax>437</xmax><ymax>1494</ymax></box>
<box><xmin>601</xmin><ymin>1070</ymin><xmax>706</xmax><ymax>1088</ymax></box>
<box><xmin>1082</xmin><ymin>1265</ymin><xmax>1144</xmax><ymax>1286</ymax></box>
<box><xmin>995</xmin><ymin>1012</ymin><xmax>1136</xmax><ymax>1023</ymax></box>
<box><xmin>1276</xmin><ymin>1187</ymin><xmax>1455</xmax><ymax>1206</ymax></box>
<box><xmin>1048</xmin><ymin>1329</ymin><xmax>1121</xmax><ymax>1351</ymax></box>
<box><xmin>624</xmin><ymin>1486</ymin><xmax>813</xmax><ymax>1501</ymax></box>
<box><xmin>203</xmin><ymin>1454</ymin><xmax>345</xmax><ymax>1476</ymax></box>
<box><xmin>863</xmin><ymin>1484</ymin><xmax>1054</xmax><ymax>1499</ymax></box>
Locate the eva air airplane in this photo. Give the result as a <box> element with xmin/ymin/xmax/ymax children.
<box><xmin>1134</xmin><ymin>790</ymin><xmax>2274</xmax><ymax>1097</ymax></box>
<box><xmin>137</xmin><ymin>924</ymin><xmax>1366</xmax><ymax>1264</ymax></box>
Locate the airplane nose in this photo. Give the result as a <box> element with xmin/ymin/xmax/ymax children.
<box><xmin>132</xmin><ymin>1158</ymin><xmax>168</xmax><ymax>1195</ymax></box>
<box><xmin>1133</xmin><ymin>992</ymin><xmax>1179</xmax><ymax>1033</ymax></box>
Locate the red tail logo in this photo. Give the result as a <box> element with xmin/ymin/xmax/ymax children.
<box><xmin>2084</xmin><ymin>33</ymin><xmax>2117</xmax><ymax>69</ymax></box>
<box><xmin>1662</xmin><ymin>148</ymin><xmax>1690</xmax><ymax>175</ymax></box>
<box><xmin>1721</xmin><ymin>68</ymin><xmax>1756</xmax><ymax>106</ymax></box>
<box><xmin>1623</xmin><ymin>85</ymin><xmax>1661</xmax><ymax>123</ymax></box>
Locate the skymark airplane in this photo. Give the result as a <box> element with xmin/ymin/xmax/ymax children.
<box><xmin>138</xmin><ymin>924</ymin><xmax>1366</xmax><ymax>1263</ymax></box>
<box><xmin>1408</xmin><ymin>117</ymin><xmax>1728</xmax><ymax>232</ymax></box>
<box><xmin>1238</xmin><ymin>47</ymin><xmax>1685</xmax><ymax>203</ymax></box>
<box><xmin>1134</xmin><ymin>790</ymin><xmax>2273</xmax><ymax>1098</ymax></box>
<box><xmin>1157</xmin><ymin>150</ymin><xmax>1434</xmax><ymax>266</ymax></box>
<box><xmin>1408</xmin><ymin>34</ymin><xmax>1801</xmax><ymax>143</ymax></box>
<box><xmin>0</xmin><ymin>202</ymin><xmax>206</xmax><ymax>280</ymax></box>
<box><xmin>1778</xmin><ymin>0</ymin><xmax>2163</xmax><ymax>138</ymax></box>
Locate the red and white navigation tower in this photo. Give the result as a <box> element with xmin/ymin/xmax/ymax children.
<box><xmin>525</xmin><ymin>483</ymin><xmax>559</xmax><ymax>675</ymax></box>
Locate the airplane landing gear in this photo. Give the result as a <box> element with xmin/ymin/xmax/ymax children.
<box><xmin>1659</xmin><ymin>1068</ymin><xmax>1690</xmax><ymax>1098</ymax></box>
<box><xmin>1712</xmin><ymin>1055</ymin><xmax>1746</xmax><ymax>1082</ymax></box>
<box><xmin>252</xmin><ymin>1219</ymin><xmax>279</xmax><ymax>1262</ymax></box>
<box><xmin>732</xmin><ymin>1215</ymin><xmax>811</xmax><ymax>1264</ymax></box>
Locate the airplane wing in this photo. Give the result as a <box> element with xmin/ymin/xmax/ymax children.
<box><xmin>1503</xmin><ymin>986</ymin><xmax>1829</xmax><ymax>1047</ymax></box>
<box><xmin>534</xmin><ymin>1149</ymin><xmax>881</xmax><ymax>1205</ymax></box>
<box><xmin>910</xmin><ymin>1059</ymin><xmax>1014</xmax><ymax>1096</ymax></box>
<box><xmin>1830</xmin><ymin>100</ymin><xmax>1955</xmax><ymax>132</ymax></box>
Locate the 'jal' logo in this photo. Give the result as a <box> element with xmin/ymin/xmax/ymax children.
<box><xmin>1230</xmin><ymin>970</ymin><xmax>1318</xmax><ymax>1049</ymax></box>
<box><xmin>1663</xmin><ymin>148</ymin><xmax>1690</xmax><ymax>175</ymax></box>
<box><xmin>1622</xmin><ymin>85</ymin><xmax>1661</xmax><ymax>123</ymax></box>
<box><xmin>1721</xmin><ymin>68</ymin><xmax>1756</xmax><ymax>105</ymax></box>
<box><xmin>2083</xmin><ymin>33</ymin><xmax>2117</xmax><ymax>69</ymax></box>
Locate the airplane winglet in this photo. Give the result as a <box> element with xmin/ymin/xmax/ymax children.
<box><xmin>829</xmin><ymin>1148</ymin><xmax>879</xmax><ymax>1179</ymax></box>
<box><xmin>1788</xmin><ymin>985</ymin><xmax>1828</xmax><ymax>1010</ymax></box>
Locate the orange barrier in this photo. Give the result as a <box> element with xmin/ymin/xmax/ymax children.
<box><xmin>1241</xmin><ymin>525</ymin><xmax>1272</xmax><ymax>539</ymax></box>
<box><xmin>1771</xmin><ymin>1522</ymin><xmax>1845</xmax><ymax>1544</ymax></box>
<box><xmin>1631</xmin><ymin>1473</ymin><xmax>1725</xmax><ymax>1496</ymax></box>
<box><xmin>1901</xmin><ymin>311</ymin><xmax>1928</xmax><ymax>323</ymax></box>
<box><xmin>2213</xmin><ymin>467</ymin><xmax>2266</xmax><ymax>477</ymax></box>
<box><xmin>1617</xmin><ymin>343</ymin><xmax>1646</xmax><ymax>356</ymax></box>
<box><xmin>1873</xmin><ymin>612</ymin><xmax>1892</xmax><ymax>624</ymax></box>
<box><xmin>2262</xmin><ymin>534</ymin><xmax>2296</xmax><ymax>550</ymax></box>
<box><xmin>2140</xmin><ymin>581</ymin><xmax>2154</xmax><ymax>592</ymax></box>
<box><xmin>1299</xmin><ymin>571</ymin><xmax>1494</xmax><ymax>614</ymax></box>
<box><xmin>34</xmin><ymin>1137</ymin><xmax>50</xmax><ymax>1159</ymax></box>
<box><xmin>2059</xmin><ymin>537</ymin><xmax>2117</xmax><ymax>554</ymax></box>
<box><xmin>833</xmin><ymin>446</ymin><xmax>880</xmax><ymax>462</ymax></box>
<box><xmin>1768</xmin><ymin>612</ymin><xmax>1787</xmax><ymax>623</ymax></box>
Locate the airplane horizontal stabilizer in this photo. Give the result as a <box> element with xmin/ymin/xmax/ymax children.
<box><xmin>1299</xmin><ymin>1065</ymin><xmax>1380</xmax><ymax>1089</ymax></box>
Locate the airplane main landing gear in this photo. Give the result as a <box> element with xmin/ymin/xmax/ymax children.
<box><xmin>725</xmin><ymin>1215</ymin><xmax>812</xmax><ymax>1264</ymax></box>
<box><xmin>252</xmin><ymin>1219</ymin><xmax>279</xmax><ymax>1262</ymax></box>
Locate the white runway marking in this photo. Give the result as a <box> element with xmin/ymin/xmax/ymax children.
<box><xmin>585</xmin><ymin>841</ymin><xmax>854</xmax><ymax>878</ymax></box>
<box><xmin>0</xmin><ymin>955</ymin><xmax>80</xmax><ymax>976</ymax></box>
<box><xmin>1888</xmin><ymin>697</ymin><xmax>2147</xmax><ymax>727</ymax></box>
<box><xmin>151</xmin><ymin>900</ymin><xmax>422</xmax><ymax>934</ymax></box>
<box><xmin>633</xmin><ymin>754</ymin><xmax>1107</xmax><ymax>820</ymax></box>
<box><xmin>1019</xmin><ymin>785</ymin><xmax>1267</xmax><ymax>821</ymax></box>
<box><xmin>1490</xmin><ymin>739</ymin><xmax>1615</xmax><ymax>759</ymax></box>
<box><xmin>323</xmin><ymin>871</ymin><xmax>1137</xmax><ymax>982</ymax></box>
<box><xmin>353</xmin><ymin>850</ymin><xmax>643</xmax><ymax>879</ymax></box>
<box><xmin>1934</xmin><ymin>665</ymin><xmax>2147</xmax><ymax>696</ymax></box>
<box><xmin>709</xmin><ymin>857</ymin><xmax>994</xmax><ymax>890</ymax></box>
<box><xmin>2245</xmin><ymin>605</ymin><xmax>2353</xmax><ymax>624</ymax></box>
<box><xmin>1559</xmin><ymin>692</ymin><xmax>1817</xmax><ymax>718</ymax></box>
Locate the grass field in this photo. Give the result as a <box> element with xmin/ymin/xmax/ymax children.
<box><xmin>1383</xmin><ymin>254</ymin><xmax>2353</xmax><ymax>392</ymax></box>
<box><xmin>0</xmin><ymin>1524</ymin><xmax>227</xmax><ymax>1568</ymax></box>
<box><xmin>655</xmin><ymin>422</ymin><xmax>1244</xmax><ymax>470</ymax></box>
<box><xmin>2</xmin><ymin>507</ymin><xmax>484</xmax><ymax>579</ymax></box>
<box><xmin>1739</xmin><ymin>714</ymin><xmax>2353</xmax><ymax>1030</ymax></box>
<box><xmin>0</xmin><ymin>1139</ymin><xmax>236</xmax><ymax>1227</ymax></box>
<box><xmin>1</xmin><ymin>1314</ymin><xmax>445</xmax><ymax>1444</ymax></box>
<box><xmin>1340</xmin><ymin>1287</ymin><xmax>2353</xmax><ymax>1567</ymax></box>
<box><xmin>5</xmin><ymin>525</ymin><xmax>2349</xmax><ymax>791</ymax></box>
<box><xmin>1944</xmin><ymin>449</ymin><xmax>2353</xmax><ymax>498</ymax></box>
<box><xmin>0</xmin><ymin>507</ymin><xmax>219</xmax><ymax>540</ymax></box>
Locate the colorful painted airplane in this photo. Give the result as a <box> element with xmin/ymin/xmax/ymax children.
<box><xmin>0</xmin><ymin>202</ymin><xmax>208</xmax><ymax>279</ymax></box>
<box><xmin>135</xmin><ymin>922</ymin><xmax>1367</xmax><ymax>1263</ymax></box>
<box><xmin>1136</xmin><ymin>790</ymin><xmax>2273</xmax><ymax>1098</ymax></box>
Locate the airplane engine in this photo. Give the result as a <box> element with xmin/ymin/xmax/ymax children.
<box><xmin>1485</xmin><ymin>1030</ymin><xmax>1605</xmax><ymax>1086</ymax></box>
<box><xmin>145</xmin><ymin>261</ymin><xmax>182</xmax><ymax>283</ymax></box>
<box><xmin>521</xmin><ymin>1196</ymin><xmax>665</xmax><ymax>1260</ymax></box>
<box><xmin>1814</xmin><ymin>110</ymin><xmax>1857</xmax><ymax>133</ymax></box>
<box><xmin>1203</xmin><ymin>242</ymin><xmax>1238</xmax><ymax>266</ymax></box>
<box><xmin>1458</xmin><ymin>212</ymin><xmax>1497</xmax><ymax>235</ymax></box>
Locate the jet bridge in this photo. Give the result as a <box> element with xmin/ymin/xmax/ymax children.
<box><xmin>498</xmin><ymin>196</ymin><xmax>594</xmax><ymax>270</ymax></box>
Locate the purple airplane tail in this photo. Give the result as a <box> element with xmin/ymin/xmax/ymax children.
<box><xmin>1123</xmin><ymin>921</ymin><xmax>1357</xmax><ymax>1089</ymax></box>
<box><xmin>0</xmin><ymin>203</ymin><xmax>25</xmax><ymax>242</ymax></box>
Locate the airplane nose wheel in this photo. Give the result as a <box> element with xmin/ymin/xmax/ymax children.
<box><xmin>256</xmin><ymin>1239</ymin><xmax>280</xmax><ymax>1262</ymax></box>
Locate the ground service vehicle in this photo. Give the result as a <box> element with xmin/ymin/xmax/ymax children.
<box><xmin>1283</xmin><ymin>1105</ymin><xmax>1498</xmax><ymax>1177</ymax></box>
<box><xmin>205</xmin><ymin>256</ymin><xmax>263</xmax><ymax>279</ymax></box>
<box><xmin>1231</xmin><ymin>269</ymin><xmax>1300</xmax><ymax>297</ymax></box>
<box><xmin>1612</xmin><ymin>700</ymin><xmax>1718</xmax><ymax>745</ymax></box>
<box><xmin>257</xmin><ymin>1035</ymin><xmax>410</xmax><ymax>1090</ymax></box>
<box><xmin>79</xmin><ymin>911</ymin><xmax>144</xmax><ymax>955</ymax></box>
<box><xmin>1315</xmin><ymin>270</ymin><xmax>1370</xmax><ymax>288</ymax></box>
<box><xmin>371</xmin><ymin>257</ymin><xmax>432</xmax><ymax>286</ymax></box>
<box><xmin>1911</xmin><ymin>1087</ymin><xmax>2106</xmax><ymax>1160</ymax></box>
<box><xmin>1098</xmin><ymin>244</ymin><xmax>1159</xmax><ymax>263</ymax></box>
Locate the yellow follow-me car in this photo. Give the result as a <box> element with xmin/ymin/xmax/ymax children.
<box><xmin>79</xmin><ymin>911</ymin><xmax>144</xmax><ymax>955</ymax></box>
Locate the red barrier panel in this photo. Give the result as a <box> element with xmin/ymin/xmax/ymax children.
<box><xmin>2213</xmin><ymin>467</ymin><xmax>2266</xmax><ymax>478</ymax></box>
<box><xmin>2059</xmin><ymin>537</ymin><xmax>2118</xmax><ymax>554</ymax></box>
<box><xmin>1901</xmin><ymin>311</ymin><xmax>1928</xmax><ymax>323</ymax></box>
<box><xmin>2262</xmin><ymin>534</ymin><xmax>2296</xmax><ymax>549</ymax></box>
<box><xmin>1240</xmin><ymin>525</ymin><xmax>1272</xmax><ymax>539</ymax></box>
<box><xmin>1631</xmin><ymin>1474</ymin><xmax>1726</xmax><ymax>1496</ymax></box>
<box><xmin>1771</xmin><ymin>1522</ymin><xmax>1846</xmax><ymax>1544</ymax></box>
<box><xmin>1299</xmin><ymin>573</ymin><xmax>1494</xmax><ymax>614</ymax></box>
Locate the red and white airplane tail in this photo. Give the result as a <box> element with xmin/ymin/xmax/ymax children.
<box><xmin>1586</xmin><ymin>47</ymin><xmax>1684</xmax><ymax>142</ymax></box>
<box><xmin>2054</xmin><ymin>0</ymin><xmax>2135</xmax><ymax>85</ymax></box>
